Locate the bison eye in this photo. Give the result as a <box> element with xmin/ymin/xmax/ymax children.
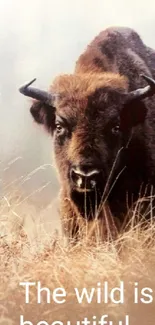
<box><xmin>111</xmin><ymin>125</ymin><xmax>120</xmax><ymax>135</ymax></box>
<box><xmin>55</xmin><ymin>122</ymin><xmax>65</xmax><ymax>136</ymax></box>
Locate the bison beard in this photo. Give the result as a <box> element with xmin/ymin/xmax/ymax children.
<box><xmin>19</xmin><ymin>26</ymin><xmax>155</xmax><ymax>240</ymax></box>
<box><xmin>71</xmin><ymin>190</ymin><xmax>102</xmax><ymax>221</ymax></box>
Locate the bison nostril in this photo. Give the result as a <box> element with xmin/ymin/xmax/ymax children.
<box><xmin>70</xmin><ymin>168</ymin><xmax>83</xmax><ymax>188</ymax></box>
<box><xmin>90</xmin><ymin>179</ymin><xmax>96</xmax><ymax>188</ymax></box>
<box><xmin>70</xmin><ymin>167</ymin><xmax>101</xmax><ymax>190</ymax></box>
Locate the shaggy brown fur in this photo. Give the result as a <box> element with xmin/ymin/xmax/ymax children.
<box><xmin>20</xmin><ymin>26</ymin><xmax>155</xmax><ymax>242</ymax></box>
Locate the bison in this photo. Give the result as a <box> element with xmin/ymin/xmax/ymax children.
<box><xmin>19</xmin><ymin>26</ymin><xmax>155</xmax><ymax>241</ymax></box>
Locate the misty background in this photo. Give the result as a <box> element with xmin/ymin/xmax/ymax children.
<box><xmin>0</xmin><ymin>0</ymin><xmax>155</xmax><ymax>208</ymax></box>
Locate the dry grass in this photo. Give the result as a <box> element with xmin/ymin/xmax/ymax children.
<box><xmin>1</xmin><ymin>188</ymin><xmax>155</xmax><ymax>325</ymax></box>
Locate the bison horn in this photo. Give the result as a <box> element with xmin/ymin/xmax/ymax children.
<box><xmin>19</xmin><ymin>78</ymin><xmax>57</xmax><ymax>105</ymax></box>
<box><xmin>127</xmin><ymin>74</ymin><xmax>155</xmax><ymax>102</ymax></box>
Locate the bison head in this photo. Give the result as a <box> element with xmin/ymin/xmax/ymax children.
<box><xmin>19</xmin><ymin>73</ymin><xmax>155</xmax><ymax>220</ymax></box>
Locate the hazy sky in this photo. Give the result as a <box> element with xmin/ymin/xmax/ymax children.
<box><xmin>0</xmin><ymin>0</ymin><xmax>155</xmax><ymax>205</ymax></box>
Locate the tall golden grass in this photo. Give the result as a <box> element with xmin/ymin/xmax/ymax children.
<box><xmin>1</xmin><ymin>186</ymin><xmax>155</xmax><ymax>325</ymax></box>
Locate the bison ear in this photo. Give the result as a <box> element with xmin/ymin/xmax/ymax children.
<box><xmin>30</xmin><ymin>100</ymin><xmax>56</xmax><ymax>134</ymax></box>
<box><xmin>120</xmin><ymin>99</ymin><xmax>147</xmax><ymax>131</ymax></box>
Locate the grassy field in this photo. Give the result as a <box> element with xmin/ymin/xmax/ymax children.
<box><xmin>1</xmin><ymin>190</ymin><xmax>155</xmax><ymax>325</ymax></box>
